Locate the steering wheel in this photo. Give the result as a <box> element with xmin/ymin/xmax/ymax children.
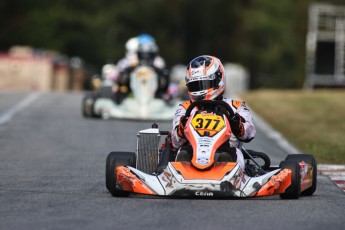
<box><xmin>184</xmin><ymin>100</ymin><xmax>235</xmax><ymax>122</ymax></box>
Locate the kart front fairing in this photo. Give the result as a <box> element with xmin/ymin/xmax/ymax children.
<box><xmin>93</xmin><ymin>64</ymin><xmax>181</xmax><ymax>120</ymax></box>
<box><xmin>116</xmin><ymin>161</ymin><xmax>292</xmax><ymax>198</ymax></box>
<box><xmin>93</xmin><ymin>97</ymin><xmax>180</xmax><ymax>120</ymax></box>
<box><xmin>107</xmin><ymin>100</ymin><xmax>316</xmax><ymax>199</ymax></box>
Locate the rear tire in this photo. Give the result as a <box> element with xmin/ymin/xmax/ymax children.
<box><xmin>285</xmin><ymin>154</ymin><xmax>317</xmax><ymax>196</ymax></box>
<box><xmin>279</xmin><ymin>160</ymin><xmax>301</xmax><ymax>199</ymax></box>
<box><xmin>82</xmin><ymin>93</ymin><xmax>97</xmax><ymax>118</ymax></box>
<box><xmin>105</xmin><ymin>152</ymin><xmax>136</xmax><ymax>197</ymax></box>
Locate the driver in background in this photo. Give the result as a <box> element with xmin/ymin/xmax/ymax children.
<box><xmin>114</xmin><ymin>34</ymin><xmax>170</xmax><ymax>104</ymax></box>
<box><xmin>171</xmin><ymin>55</ymin><xmax>256</xmax><ymax>170</ymax></box>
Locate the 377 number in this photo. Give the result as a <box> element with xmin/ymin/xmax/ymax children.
<box><xmin>194</xmin><ymin>118</ymin><xmax>221</xmax><ymax>130</ymax></box>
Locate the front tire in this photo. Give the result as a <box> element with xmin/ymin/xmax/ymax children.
<box><xmin>285</xmin><ymin>154</ymin><xmax>317</xmax><ymax>196</ymax></box>
<box><xmin>279</xmin><ymin>160</ymin><xmax>301</xmax><ymax>199</ymax></box>
<box><xmin>105</xmin><ymin>151</ymin><xmax>136</xmax><ymax>197</ymax></box>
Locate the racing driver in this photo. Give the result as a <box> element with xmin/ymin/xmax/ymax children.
<box><xmin>114</xmin><ymin>34</ymin><xmax>169</xmax><ymax>104</ymax></box>
<box><xmin>171</xmin><ymin>55</ymin><xmax>256</xmax><ymax>170</ymax></box>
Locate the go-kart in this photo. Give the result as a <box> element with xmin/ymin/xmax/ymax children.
<box><xmin>82</xmin><ymin>79</ymin><xmax>113</xmax><ymax>118</ymax></box>
<box><xmin>105</xmin><ymin>100</ymin><xmax>317</xmax><ymax>199</ymax></box>
<box><xmin>82</xmin><ymin>65</ymin><xmax>180</xmax><ymax>120</ymax></box>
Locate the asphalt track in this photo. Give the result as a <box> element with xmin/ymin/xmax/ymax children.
<box><xmin>0</xmin><ymin>92</ymin><xmax>344</xmax><ymax>230</ymax></box>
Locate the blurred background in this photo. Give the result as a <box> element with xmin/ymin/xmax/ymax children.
<box><xmin>0</xmin><ymin>0</ymin><xmax>345</xmax><ymax>92</ymax></box>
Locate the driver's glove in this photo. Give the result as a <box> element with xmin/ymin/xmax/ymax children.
<box><xmin>229</xmin><ymin>113</ymin><xmax>245</xmax><ymax>138</ymax></box>
<box><xmin>177</xmin><ymin>116</ymin><xmax>188</xmax><ymax>138</ymax></box>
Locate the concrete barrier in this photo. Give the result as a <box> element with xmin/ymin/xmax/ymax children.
<box><xmin>0</xmin><ymin>46</ymin><xmax>85</xmax><ymax>92</ymax></box>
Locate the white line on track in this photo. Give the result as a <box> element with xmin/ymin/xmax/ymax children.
<box><xmin>0</xmin><ymin>92</ymin><xmax>41</xmax><ymax>125</ymax></box>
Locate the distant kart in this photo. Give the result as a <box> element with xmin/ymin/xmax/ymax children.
<box><xmin>81</xmin><ymin>80</ymin><xmax>113</xmax><ymax>118</ymax></box>
<box><xmin>82</xmin><ymin>65</ymin><xmax>180</xmax><ymax>120</ymax></box>
<box><xmin>105</xmin><ymin>100</ymin><xmax>317</xmax><ymax>199</ymax></box>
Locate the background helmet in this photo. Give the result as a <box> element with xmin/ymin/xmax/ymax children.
<box><xmin>185</xmin><ymin>55</ymin><xmax>226</xmax><ymax>101</ymax></box>
<box><xmin>138</xmin><ymin>33</ymin><xmax>155</xmax><ymax>44</ymax></box>
<box><xmin>125</xmin><ymin>37</ymin><xmax>139</xmax><ymax>54</ymax></box>
<box><xmin>125</xmin><ymin>34</ymin><xmax>155</xmax><ymax>55</ymax></box>
<box><xmin>137</xmin><ymin>41</ymin><xmax>158</xmax><ymax>64</ymax></box>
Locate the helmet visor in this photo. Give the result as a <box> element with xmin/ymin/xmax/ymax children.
<box><xmin>187</xmin><ymin>79</ymin><xmax>217</xmax><ymax>92</ymax></box>
<box><xmin>138</xmin><ymin>51</ymin><xmax>156</xmax><ymax>61</ymax></box>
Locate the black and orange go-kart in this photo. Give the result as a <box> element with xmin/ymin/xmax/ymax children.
<box><xmin>105</xmin><ymin>100</ymin><xmax>317</xmax><ymax>199</ymax></box>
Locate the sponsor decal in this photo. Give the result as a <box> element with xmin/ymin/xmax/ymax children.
<box><xmin>299</xmin><ymin>161</ymin><xmax>313</xmax><ymax>191</ymax></box>
<box><xmin>191</xmin><ymin>69</ymin><xmax>201</xmax><ymax>75</ymax></box>
<box><xmin>162</xmin><ymin>171</ymin><xmax>174</xmax><ymax>188</ymax></box>
<box><xmin>299</xmin><ymin>161</ymin><xmax>309</xmax><ymax>179</ymax></box>
<box><xmin>200</xmin><ymin>111</ymin><xmax>217</xmax><ymax>116</ymax></box>
<box><xmin>199</xmin><ymin>138</ymin><xmax>211</xmax><ymax>143</ymax></box>
<box><xmin>231</xmin><ymin>169</ymin><xmax>245</xmax><ymax>190</ymax></box>
<box><xmin>196</xmin><ymin>157</ymin><xmax>210</xmax><ymax>165</ymax></box>
<box><xmin>174</xmin><ymin>108</ymin><xmax>183</xmax><ymax>115</ymax></box>
<box><xmin>189</xmin><ymin>75</ymin><xmax>203</xmax><ymax>81</ymax></box>
<box><xmin>195</xmin><ymin>191</ymin><xmax>214</xmax><ymax>196</ymax></box>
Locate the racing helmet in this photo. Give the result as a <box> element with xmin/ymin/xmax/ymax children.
<box><xmin>137</xmin><ymin>41</ymin><xmax>158</xmax><ymax>64</ymax></box>
<box><xmin>185</xmin><ymin>55</ymin><xmax>226</xmax><ymax>101</ymax></box>
<box><xmin>125</xmin><ymin>37</ymin><xmax>140</xmax><ymax>54</ymax></box>
<box><xmin>138</xmin><ymin>33</ymin><xmax>155</xmax><ymax>44</ymax></box>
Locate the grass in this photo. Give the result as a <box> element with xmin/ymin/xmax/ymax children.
<box><xmin>240</xmin><ymin>89</ymin><xmax>345</xmax><ymax>164</ymax></box>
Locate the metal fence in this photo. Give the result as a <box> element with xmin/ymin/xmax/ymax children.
<box><xmin>305</xmin><ymin>3</ymin><xmax>345</xmax><ymax>89</ymax></box>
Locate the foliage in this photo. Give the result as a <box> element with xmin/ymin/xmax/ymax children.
<box><xmin>0</xmin><ymin>0</ymin><xmax>343</xmax><ymax>88</ymax></box>
<box><xmin>237</xmin><ymin>0</ymin><xmax>309</xmax><ymax>88</ymax></box>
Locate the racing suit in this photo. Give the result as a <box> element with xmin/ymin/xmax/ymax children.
<box><xmin>114</xmin><ymin>54</ymin><xmax>169</xmax><ymax>104</ymax></box>
<box><xmin>171</xmin><ymin>98</ymin><xmax>256</xmax><ymax>170</ymax></box>
<box><xmin>117</xmin><ymin>52</ymin><xmax>166</xmax><ymax>73</ymax></box>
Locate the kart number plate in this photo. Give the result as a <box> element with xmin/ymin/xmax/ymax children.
<box><xmin>136</xmin><ymin>67</ymin><xmax>154</xmax><ymax>79</ymax></box>
<box><xmin>191</xmin><ymin>112</ymin><xmax>225</xmax><ymax>137</ymax></box>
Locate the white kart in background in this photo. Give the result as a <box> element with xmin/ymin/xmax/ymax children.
<box><xmin>90</xmin><ymin>65</ymin><xmax>180</xmax><ymax>120</ymax></box>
